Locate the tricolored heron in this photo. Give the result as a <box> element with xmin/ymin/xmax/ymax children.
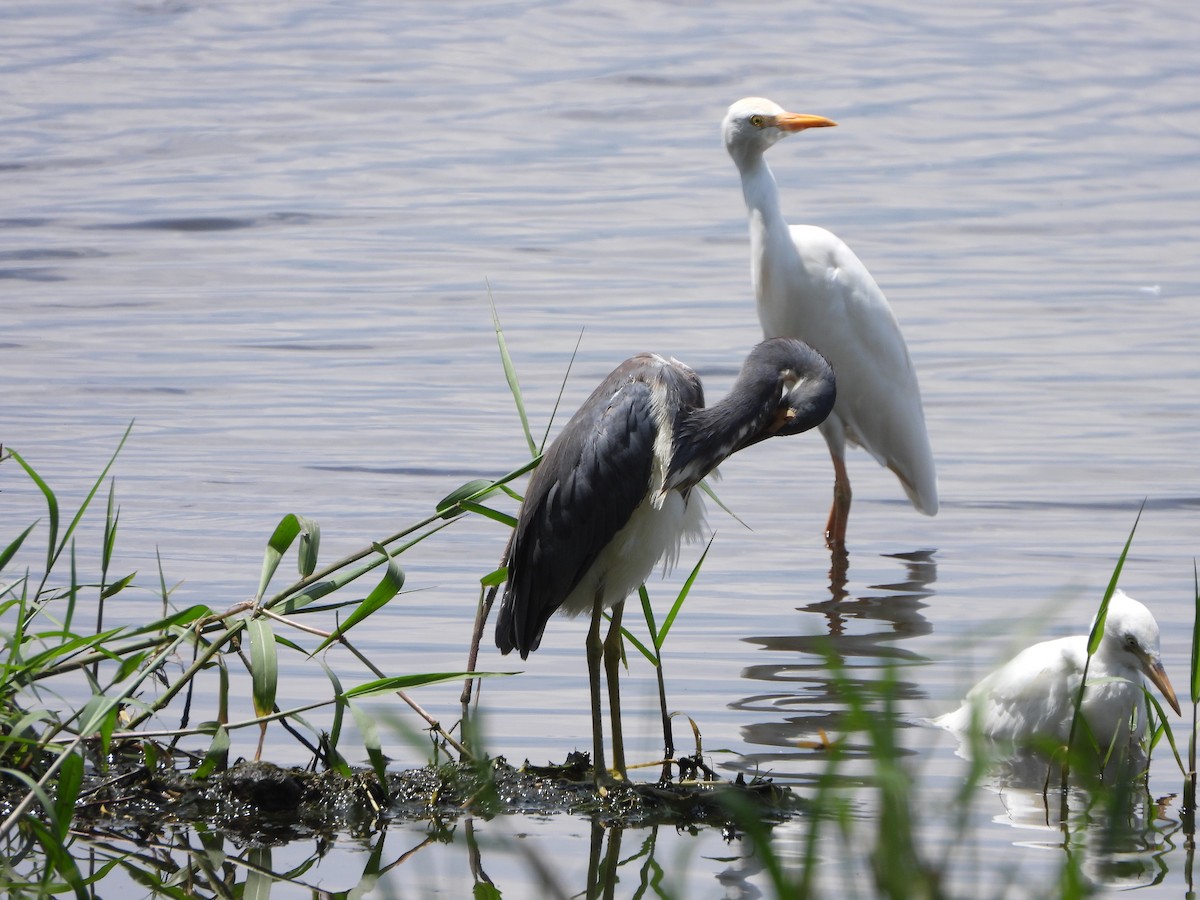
<box><xmin>722</xmin><ymin>97</ymin><xmax>938</xmax><ymax>549</ymax></box>
<box><xmin>936</xmin><ymin>590</ymin><xmax>1179</xmax><ymax>747</ymax></box>
<box><xmin>496</xmin><ymin>337</ymin><xmax>836</xmax><ymax>783</ymax></box>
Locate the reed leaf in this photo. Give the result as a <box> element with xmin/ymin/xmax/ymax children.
<box><xmin>348</xmin><ymin>699</ymin><xmax>388</xmax><ymax>786</ymax></box>
<box><xmin>244</xmin><ymin>847</ymin><xmax>274</xmax><ymax>900</ymax></box>
<box><xmin>656</xmin><ymin>539</ymin><xmax>712</xmax><ymax>652</ymax></box>
<box><xmin>248</xmin><ymin>618</ymin><xmax>278</xmax><ymax>719</ymax></box>
<box><xmin>313</xmin><ymin>545</ymin><xmax>404</xmax><ymax>653</ymax></box>
<box><xmin>99</xmin><ymin>571</ymin><xmax>136</xmax><ymax>599</ymax></box>
<box><xmin>256</xmin><ymin>513</ymin><xmax>317</xmax><ymax>601</ymax></box>
<box><xmin>343</xmin><ymin>671</ymin><xmax>503</xmax><ymax>700</ymax></box>
<box><xmin>480</xmin><ymin>566</ymin><xmax>507</xmax><ymax>588</ymax></box>
<box><xmin>489</xmin><ymin>288</ymin><xmax>536</xmax><ymax>458</ymax></box>
<box><xmin>1085</xmin><ymin>501</ymin><xmax>1144</xmax><ymax>656</ymax></box>
<box><xmin>51</xmin><ymin>750</ymin><xmax>83</xmax><ymax>843</ymax></box>
<box><xmin>298</xmin><ymin>520</ymin><xmax>321</xmax><ymax>577</ymax></box>
<box><xmin>456</xmin><ymin>500</ymin><xmax>517</xmax><ymax>528</ymax></box>
<box><xmin>194</xmin><ymin>726</ymin><xmax>230</xmax><ymax>779</ymax></box>
<box><xmin>8</xmin><ymin>448</ymin><xmax>60</xmax><ymax>582</ymax></box>
<box><xmin>1191</xmin><ymin>559</ymin><xmax>1199</xmax><ymax>704</ymax></box>
<box><xmin>0</xmin><ymin>522</ymin><xmax>37</xmax><ymax>571</ymax></box>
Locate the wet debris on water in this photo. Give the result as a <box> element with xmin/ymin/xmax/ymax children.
<box><xmin>60</xmin><ymin>753</ymin><xmax>802</xmax><ymax>842</ymax></box>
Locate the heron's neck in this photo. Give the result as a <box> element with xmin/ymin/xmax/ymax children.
<box><xmin>665</xmin><ymin>389</ymin><xmax>771</xmax><ymax>492</ymax></box>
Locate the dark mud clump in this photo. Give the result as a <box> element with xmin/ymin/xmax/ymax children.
<box><xmin>65</xmin><ymin>753</ymin><xmax>802</xmax><ymax>843</ymax></box>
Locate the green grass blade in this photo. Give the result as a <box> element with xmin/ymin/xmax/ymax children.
<box><xmin>348</xmin><ymin>699</ymin><xmax>389</xmax><ymax>786</ymax></box>
<box><xmin>0</xmin><ymin>521</ymin><xmax>38</xmax><ymax>571</ymax></box>
<box><xmin>102</xmin><ymin>478</ymin><xmax>118</xmax><ymax>574</ymax></box>
<box><xmin>248</xmin><ymin>618</ymin><xmax>278</xmax><ymax>719</ymax></box>
<box><xmin>8</xmin><ymin>448</ymin><xmax>60</xmax><ymax>578</ymax></box>
<box><xmin>256</xmin><ymin>514</ymin><xmax>318</xmax><ymax>600</ymax></box>
<box><xmin>65</xmin><ymin>541</ymin><xmax>78</xmax><ymax>632</ymax></box>
<box><xmin>52</xmin><ymin>751</ymin><xmax>84</xmax><ymax>842</ymax></box>
<box><xmin>343</xmin><ymin>671</ymin><xmax>507</xmax><ymax>700</ymax></box>
<box><xmin>124</xmin><ymin>603</ymin><xmax>214</xmax><ymax>637</ymax></box>
<box><xmin>1191</xmin><ymin>559</ymin><xmax>1199</xmax><ymax>705</ymax></box>
<box><xmin>194</xmin><ymin>726</ymin><xmax>230</xmax><ymax>779</ymax></box>
<box><xmin>1086</xmin><ymin>502</ymin><xmax>1144</xmax><ymax>656</ymax></box>
<box><xmin>48</xmin><ymin>421</ymin><xmax>134</xmax><ymax>581</ymax></box>
<box><xmin>244</xmin><ymin>847</ymin><xmax>274</xmax><ymax>900</ymax></box>
<box><xmin>99</xmin><ymin>571</ymin><xmax>136</xmax><ymax>599</ymax></box>
<box><xmin>298</xmin><ymin>519</ymin><xmax>321</xmax><ymax>577</ymax></box>
<box><xmin>457</xmin><ymin>500</ymin><xmax>518</xmax><ymax>528</ymax></box>
<box><xmin>319</xmin><ymin>661</ymin><xmax>351</xmax><ymax>776</ymax></box>
<box><xmin>657</xmin><ymin>538</ymin><xmax>713</xmax><ymax>652</ymax></box>
<box><xmin>436</xmin><ymin>461</ymin><xmax>540</xmax><ymax>520</ymax></box>
<box><xmin>638</xmin><ymin>584</ymin><xmax>659</xmax><ymax>647</ymax></box>
<box><xmin>313</xmin><ymin>546</ymin><xmax>405</xmax><ymax>653</ymax></box>
<box><xmin>1144</xmin><ymin>689</ymin><xmax>1186</xmax><ymax>774</ymax></box>
<box><xmin>155</xmin><ymin>546</ymin><xmax>170</xmax><ymax>615</ymax></box>
<box><xmin>481</xmin><ymin>566</ymin><xmax>507</xmax><ymax>588</ymax></box>
<box><xmin>489</xmin><ymin>287</ymin><xmax>536</xmax><ymax>458</ymax></box>
<box><xmin>616</xmin><ymin>620</ymin><xmax>658</xmax><ymax>667</ymax></box>
<box><xmin>437</xmin><ymin>478</ymin><xmax>498</xmax><ymax>515</ymax></box>
<box><xmin>698</xmin><ymin>480</ymin><xmax>751</xmax><ymax>530</ymax></box>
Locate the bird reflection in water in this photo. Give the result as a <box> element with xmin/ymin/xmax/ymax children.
<box><xmin>728</xmin><ymin>548</ymin><xmax>937</xmax><ymax>776</ymax></box>
<box><xmin>958</xmin><ymin>747</ymin><xmax>1176</xmax><ymax>893</ymax></box>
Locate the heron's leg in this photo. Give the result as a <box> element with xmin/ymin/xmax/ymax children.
<box><xmin>586</xmin><ymin>590</ymin><xmax>609</xmax><ymax>784</ymax></box>
<box><xmin>603</xmin><ymin>599</ymin><xmax>628</xmax><ymax>781</ymax></box>
<box><xmin>825</xmin><ymin>449</ymin><xmax>852</xmax><ymax>550</ymax></box>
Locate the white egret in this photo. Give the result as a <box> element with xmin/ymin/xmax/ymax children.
<box><xmin>722</xmin><ymin>97</ymin><xmax>938</xmax><ymax>548</ymax></box>
<box><xmin>496</xmin><ymin>338</ymin><xmax>836</xmax><ymax>783</ymax></box>
<box><xmin>936</xmin><ymin>590</ymin><xmax>1180</xmax><ymax>748</ymax></box>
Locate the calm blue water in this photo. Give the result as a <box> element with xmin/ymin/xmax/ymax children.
<box><xmin>3</xmin><ymin>0</ymin><xmax>1199</xmax><ymax>895</ymax></box>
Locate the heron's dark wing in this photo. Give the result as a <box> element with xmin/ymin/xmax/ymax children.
<box><xmin>496</xmin><ymin>356</ymin><xmax>672</xmax><ymax>659</ymax></box>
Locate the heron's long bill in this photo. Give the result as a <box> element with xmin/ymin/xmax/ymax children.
<box><xmin>1143</xmin><ymin>658</ymin><xmax>1182</xmax><ymax>716</ymax></box>
<box><xmin>775</xmin><ymin>112</ymin><xmax>838</xmax><ymax>132</ymax></box>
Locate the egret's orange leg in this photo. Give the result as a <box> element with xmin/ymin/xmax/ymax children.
<box><xmin>602</xmin><ymin>599</ymin><xmax>628</xmax><ymax>781</ymax></box>
<box><xmin>825</xmin><ymin>451</ymin><xmax>852</xmax><ymax>549</ymax></box>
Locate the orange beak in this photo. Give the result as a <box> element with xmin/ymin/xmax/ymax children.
<box><xmin>775</xmin><ymin>112</ymin><xmax>838</xmax><ymax>132</ymax></box>
<box><xmin>1143</xmin><ymin>658</ymin><xmax>1182</xmax><ymax>716</ymax></box>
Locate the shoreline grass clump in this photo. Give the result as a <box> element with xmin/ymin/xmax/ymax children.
<box><xmin>0</xmin><ymin>426</ymin><xmax>541</xmax><ymax>895</ymax></box>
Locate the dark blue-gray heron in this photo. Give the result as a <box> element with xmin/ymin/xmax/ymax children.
<box><xmin>722</xmin><ymin>97</ymin><xmax>938</xmax><ymax>549</ymax></box>
<box><xmin>495</xmin><ymin>337</ymin><xmax>836</xmax><ymax>783</ymax></box>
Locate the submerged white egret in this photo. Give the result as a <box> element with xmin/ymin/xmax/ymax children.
<box><xmin>936</xmin><ymin>590</ymin><xmax>1180</xmax><ymax>748</ymax></box>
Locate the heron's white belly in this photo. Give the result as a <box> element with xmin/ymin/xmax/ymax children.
<box><xmin>557</xmin><ymin>490</ymin><xmax>708</xmax><ymax>618</ymax></box>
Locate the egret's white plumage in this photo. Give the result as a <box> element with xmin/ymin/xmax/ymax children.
<box><xmin>722</xmin><ymin>97</ymin><xmax>938</xmax><ymax>548</ymax></box>
<box><xmin>936</xmin><ymin>591</ymin><xmax>1180</xmax><ymax>748</ymax></box>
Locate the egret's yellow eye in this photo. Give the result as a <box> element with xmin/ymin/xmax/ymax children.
<box><xmin>749</xmin><ymin>114</ymin><xmax>765</xmax><ymax>128</ymax></box>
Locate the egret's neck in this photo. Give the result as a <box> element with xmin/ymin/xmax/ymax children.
<box><xmin>737</xmin><ymin>154</ymin><xmax>789</xmax><ymax>244</ymax></box>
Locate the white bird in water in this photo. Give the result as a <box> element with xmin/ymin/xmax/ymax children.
<box><xmin>936</xmin><ymin>590</ymin><xmax>1180</xmax><ymax>749</ymax></box>
<box><xmin>722</xmin><ymin>97</ymin><xmax>938</xmax><ymax>549</ymax></box>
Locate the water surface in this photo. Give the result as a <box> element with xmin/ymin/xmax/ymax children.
<box><xmin>3</xmin><ymin>0</ymin><xmax>1199</xmax><ymax>895</ymax></box>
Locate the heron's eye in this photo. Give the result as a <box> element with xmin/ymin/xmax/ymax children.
<box><xmin>749</xmin><ymin>114</ymin><xmax>765</xmax><ymax>128</ymax></box>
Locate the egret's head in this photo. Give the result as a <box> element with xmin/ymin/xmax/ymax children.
<box><xmin>1097</xmin><ymin>590</ymin><xmax>1181</xmax><ymax>715</ymax></box>
<box><xmin>722</xmin><ymin>97</ymin><xmax>837</xmax><ymax>166</ymax></box>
